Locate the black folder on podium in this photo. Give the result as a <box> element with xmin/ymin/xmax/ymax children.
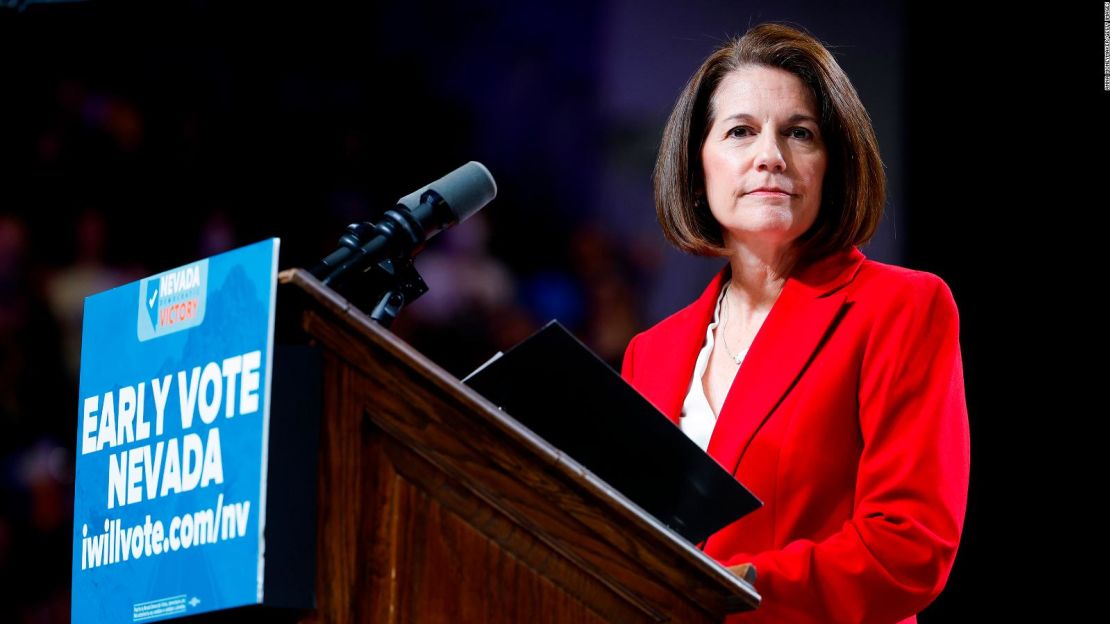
<box><xmin>462</xmin><ymin>320</ymin><xmax>761</xmax><ymax>545</ymax></box>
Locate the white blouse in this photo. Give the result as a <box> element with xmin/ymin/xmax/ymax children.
<box><xmin>680</xmin><ymin>281</ymin><xmax>737</xmax><ymax>451</ymax></box>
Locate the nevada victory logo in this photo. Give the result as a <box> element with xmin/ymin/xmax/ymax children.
<box><xmin>136</xmin><ymin>259</ymin><xmax>209</xmax><ymax>341</ymax></box>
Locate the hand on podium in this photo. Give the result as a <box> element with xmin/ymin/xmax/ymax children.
<box><xmin>728</xmin><ymin>562</ymin><xmax>757</xmax><ymax>585</ymax></box>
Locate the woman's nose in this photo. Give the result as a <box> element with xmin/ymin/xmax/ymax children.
<box><xmin>754</xmin><ymin>133</ymin><xmax>787</xmax><ymax>172</ymax></box>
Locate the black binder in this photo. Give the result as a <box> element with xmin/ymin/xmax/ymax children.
<box><xmin>463</xmin><ymin>320</ymin><xmax>761</xmax><ymax>545</ymax></box>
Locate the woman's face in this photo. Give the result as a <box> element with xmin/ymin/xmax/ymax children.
<box><xmin>700</xmin><ymin>65</ymin><xmax>827</xmax><ymax>252</ymax></box>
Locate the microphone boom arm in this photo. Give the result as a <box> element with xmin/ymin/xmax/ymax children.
<box><xmin>310</xmin><ymin>192</ymin><xmax>450</xmax><ymax>327</ymax></box>
<box><xmin>308</xmin><ymin>161</ymin><xmax>497</xmax><ymax>328</ymax></box>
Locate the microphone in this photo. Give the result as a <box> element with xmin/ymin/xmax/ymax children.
<box><xmin>312</xmin><ymin>161</ymin><xmax>497</xmax><ymax>285</ymax></box>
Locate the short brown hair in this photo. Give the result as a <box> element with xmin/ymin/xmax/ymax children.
<box><xmin>654</xmin><ymin>23</ymin><xmax>885</xmax><ymax>268</ymax></box>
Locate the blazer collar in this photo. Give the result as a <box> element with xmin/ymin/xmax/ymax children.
<box><xmin>669</xmin><ymin>247</ymin><xmax>866</xmax><ymax>474</ymax></box>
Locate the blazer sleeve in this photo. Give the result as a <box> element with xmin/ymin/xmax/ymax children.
<box><xmin>620</xmin><ymin>331</ymin><xmax>640</xmax><ymax>385</ymax></box>
<box><xmin>722</xmin><ymin>273</ymin><xmax>971</xmax><ymax>624</ymax></box>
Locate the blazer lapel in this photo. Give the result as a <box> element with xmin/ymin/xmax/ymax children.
<box><xmin>706</xmin><ymin>247</ymin><xmax>866</xmax><ymax>475</ymax></box>
<box><xmin>649</xmin><ymin>265</ymin><xmax>732</xmax><ymax>425</ymax></box>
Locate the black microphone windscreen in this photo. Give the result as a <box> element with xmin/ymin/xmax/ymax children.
<box><xmin>396</xmin><ymin>161</ymin><xmax>497</xmax><ymax>223</ymax></box>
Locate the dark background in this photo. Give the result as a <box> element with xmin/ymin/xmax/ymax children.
<box><xmin>0</xmin><ymin>0</ymin><xmax>1102</xmax><ymax>620</ymax></box>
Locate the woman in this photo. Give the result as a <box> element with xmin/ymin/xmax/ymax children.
<box><xmin>620</xmin><ymin>24</ymin><xmax>970</xmax><ymax>624</ymax></box>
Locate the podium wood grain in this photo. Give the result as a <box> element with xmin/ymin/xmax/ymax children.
<box><xmin>276</xmin><ymin>268</ymin><xmax>759</xmax><ymax>623</ymax></box>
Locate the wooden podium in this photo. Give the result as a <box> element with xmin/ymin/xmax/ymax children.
<box><xmin>276</xmin><ymin>268</ymin><xmax>759</xmax><ymax>623</ymax></box>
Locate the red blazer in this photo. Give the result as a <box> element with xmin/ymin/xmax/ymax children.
<box><xmin>621</xmin><ymin>247</ymin><xmax>970</xmax><ymax>624</ymax></box>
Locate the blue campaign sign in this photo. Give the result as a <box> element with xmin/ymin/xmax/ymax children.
<box><xmin>72</xmin><ymin>239</ymin><xmax>280</xmax><ymax>623</ymax></box>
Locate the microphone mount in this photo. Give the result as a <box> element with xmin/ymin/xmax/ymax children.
<box><xmin>307</xmin><ymin>161</ymin><xmax>497</xmax><ymax>328</ymax></box>
<box><xmin>309</xmin><ymin>190</ymin><xmax>456</xmax><ymax>328</ymax></box>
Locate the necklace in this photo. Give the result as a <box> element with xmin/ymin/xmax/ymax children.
<box><xmin>720</xmin><ymin>285</ymin><xmax>749</xmax><ymax>365</ymax></box>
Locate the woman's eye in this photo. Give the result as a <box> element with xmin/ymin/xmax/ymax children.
<box><xmin>726</xmin><ymin>126</ymin><xmax>815</xmax><ymax>140</ymax></box>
